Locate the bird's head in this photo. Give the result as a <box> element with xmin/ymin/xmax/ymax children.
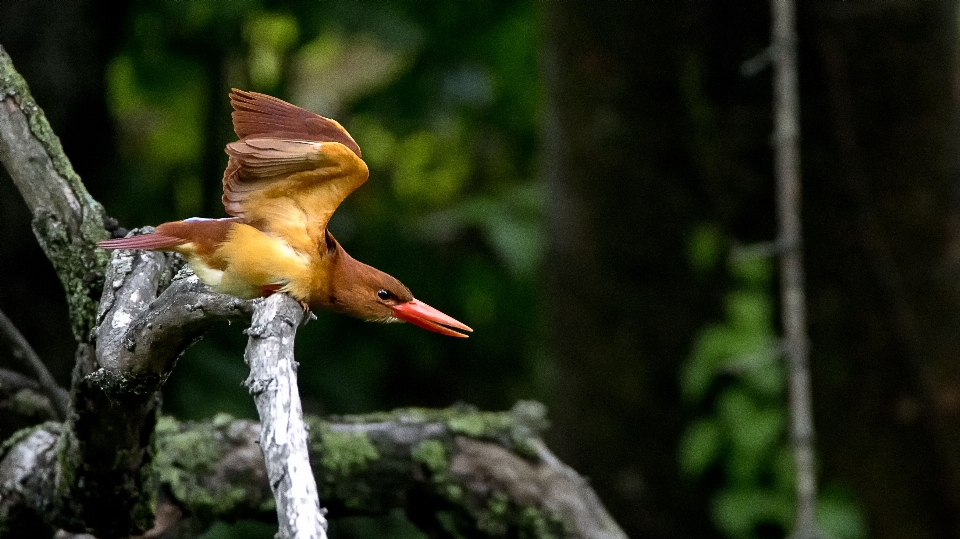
<box><xmin>330</xmin><ymin>254</ymin><xmax>472</xmax><ymax>338</ymax></box>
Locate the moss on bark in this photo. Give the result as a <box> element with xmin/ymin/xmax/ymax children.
<box><xmin>0</xmin><ymin>47</ymin><xmax>109</xmax><ymax>341</ymax></box>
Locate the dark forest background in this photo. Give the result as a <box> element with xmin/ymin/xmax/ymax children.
<box><xmin>2</xmin><ymin>1</ymin><xmax>960</xmax><ymax>538</ymax></box>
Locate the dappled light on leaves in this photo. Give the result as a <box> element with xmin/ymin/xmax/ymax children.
<box><xmin>391</xmin><ymin>130</ymin><xmax>470</xmax><ymax>206</ymax></box>
<box><xmin>292</xmin><ymin>30</ymin><xmax>421</xmax><ymax>118</ymax></box>
<box><xmin>244</xmin><ymin>13</ymin><xmax>299</xmax><ymax>91</ymax></box>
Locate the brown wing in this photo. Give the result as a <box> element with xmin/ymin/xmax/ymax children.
<box><xmin>222</xmin><ymin>91</ymin><xmax>369</xmax><ymax>253</ymax></box>
<box><xmin>228</xmin><ymin>89</ymin><xmax>361</xmax><ymax>156</ymax></box>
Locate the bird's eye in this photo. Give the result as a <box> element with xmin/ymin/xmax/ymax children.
<box><xmin>377</xmin><ymin>289</ymin><xmax>391</xmax><ymax>301</ymax></box>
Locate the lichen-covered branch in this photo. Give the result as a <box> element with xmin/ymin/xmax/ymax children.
<box><xmin>0</xmin><ymin>45</ymin><xmax>109</xmax><ymax>342</ymax></box>
<box><xmin>243</xmin><ymin>294</ymin><xmax>324</xmax><ymax>539</ymax></box>
<box><xmin>0</xmin><ymin>252</ymin><xmax>254</xmax><ymax>537</ymax></box>
<box><xmin>96</xmin><ymin>246</ymin><xmax>253</xmax><ymax>378</ymax></box>
<box><xmin>51</xmin><ymin>247</ymin><xmax>254</xmax><ymax>537</ymax></box>
<box><xmin>166</xmin><ymin>403</ymin><xmax>623</xmax><ymax>539</ymax></box>
<box><xmin>316</xmin><ymin>403</ymin><xmax>626</xmax><ymax>539</ymax></box>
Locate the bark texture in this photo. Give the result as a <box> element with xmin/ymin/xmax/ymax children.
<box><xmin>0</xmin><ymin>42</ymin><xmax>626</xmax><ymax>539</ymax></box>
<box><xmin>0</xmin><ymin>45</ymin><xmax>108</xmax><ymax>342</ymax></box>
<box><xmin>243</xmin><ymin>294</ymin><xmax>324</xmax><ymax>539</ymax></box>
<box><xmin>0</xmin><ymin>405</ymin><xmax>624</xmax><ymax>539</ymax></box>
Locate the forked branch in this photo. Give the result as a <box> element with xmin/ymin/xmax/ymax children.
<box><xmin>0</xmin><ymin>43</ymin><xmax>626</xmax><ymax>539</ymax></box>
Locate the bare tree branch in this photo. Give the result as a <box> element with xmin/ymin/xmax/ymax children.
<box><xmin>0</xmin><ymin>367</ymin><xmax>68</xmax><ymax>418</ymax></box>
<box><xmin>0</xmin><ymin>45</ymin><xmax>109</xmax><ymax>342</ymax></box>
<box><xmin>96</xmin><ymin>246</ymin><xmax>253</xmax><ymax>378</ymax></box>
<box><xmin>0</xmin><ymin>309</ymin><xmax>69</xmax><ymax>420</ymax></box>
<box><xmin>0</xmin><ymin>368</ymin><xmax>66</xmax><ymax>445</ymax></box>
<box><xmin>243</xmin><ymin>294</ymin><xmax>324</xmax><ymax>539</ymax></box>
<box><xmin>50</xmin><ymin>246</ymin><xmax>254</xmax><ymax>537</ymax></box>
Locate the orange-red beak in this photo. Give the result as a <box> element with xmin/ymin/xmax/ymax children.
<box><xmin>392</xmin><ymin>299</ymin><xmax>473</xmax><ymax>338</ymax></box>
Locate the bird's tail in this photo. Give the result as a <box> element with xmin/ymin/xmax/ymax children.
<box><xmin>98</xmin><ymin>233</ymin><xmax>188</xmax><ymax>251</ymax></box>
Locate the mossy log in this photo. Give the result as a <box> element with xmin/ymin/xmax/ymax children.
<box><xmin>1</xmin><ymin>403</ymin><xmax>624</xmax><ymax>539</ymax></box>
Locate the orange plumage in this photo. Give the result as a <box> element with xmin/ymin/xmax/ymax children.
<box><xmin>99</xmin><ymin>89</ymin><xmax>471</xmax><ymax>338</ymax></box>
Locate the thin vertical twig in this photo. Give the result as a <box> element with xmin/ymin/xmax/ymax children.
<box><xmin>770</xmin><ymin>0</ymin><xmax>820</xmax><ymax>535</ymax></box>
<box><xmin>244</xmin><ymin>294</ymin><xmax>326</xmax><ymax>539</ymax></box>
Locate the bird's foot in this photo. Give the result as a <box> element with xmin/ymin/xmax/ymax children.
<box><xmin>299</xmin><ymin>303</ymin><xmax>316</xmax><ymax>326</ymax></box>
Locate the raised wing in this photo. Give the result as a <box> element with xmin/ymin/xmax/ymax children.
<box><xmin>222</xmin><ymin>90</ymin><xmax>369</xmax><ymax>253</ymax></box>
<box><xmin>228</xmin><ymin>89</ymin><xmax>361</xmax><ymax>156</ymax></box>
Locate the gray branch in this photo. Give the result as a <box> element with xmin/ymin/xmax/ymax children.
<box><xmin>50</xmin><ymin>248</ymin><xmax>254</xmax><ymax>537</ymax></box>
<box><xmin>769</xmin><ymin>0</ymin><xmax>822</xmax><ymax>536</ymax></box>
<box><xmin>243</xmin><ymin>294</ymin><xmax>325</xmax><ymax>539</ymax></box>
<box><xmin>0</xmin><ymin>45</ymin><xmax>109</xmax><ymax>342</ymax></box>
<box><xmin>96</xmin><ymin>247</ymin><xmax>253</xmax><ymax>378</ymax></box>
<box><xmin>0</xmin><ymin>368</ymin><xmax>68</xmax><ymax>443</ymax></box>
<box><xmin>0</xmin><ymin>309</ymin><xmax>69</xmax><ymax>420</ymax></box>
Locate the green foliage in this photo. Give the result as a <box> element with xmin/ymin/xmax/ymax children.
<box><xmin>244</xmin><ymin>13</ymin><xmax>299</xmax><ymax>91</ymax></box>
<box><xmin>680</xmin><ymin>228</ymin><xmax>866</xmax><ymax>539</ymax></box>
<box><xmin>688</xmin><ymin>224</ymin><xmax>725</xmax><ymax>275</ymax></box>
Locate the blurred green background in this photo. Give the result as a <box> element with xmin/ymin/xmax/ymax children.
<box><xmin>96</xmin><ymin>0</ymin><xmax>546</xmax><ymax>422</ymax></box>
<box><xmin>3</xmin><ymin>1</ymin><xmax>960</xmax><ymax>539</ymax></box>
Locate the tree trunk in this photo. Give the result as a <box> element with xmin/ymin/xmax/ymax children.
<box><xmin>543</xmin><ymin>2</ymin><xmax>716</xmax><ymax>537</ymax></box>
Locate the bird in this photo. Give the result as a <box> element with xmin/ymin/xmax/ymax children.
<box><xmin>99</xmin><ymin>89</ymin><xmax>472</xmax><ymax>338</ymax></box>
